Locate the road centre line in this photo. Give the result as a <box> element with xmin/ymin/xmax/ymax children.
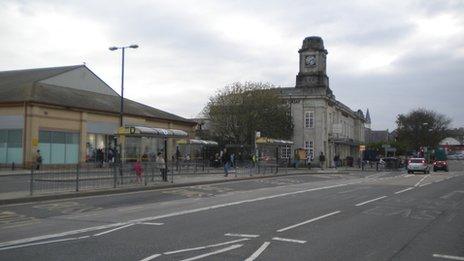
<box><xmin>163</xmin><ymin>238</ymin><xmax>249</xmax><ymax>255</ymax></box>
<box><xmin>225</xmin><ymin>233</ymin><xmax>260</xmax><ymax>238</ymax></box>
<box><xmin>138</xmin><ymin>253</ymin><xmax>162</xmax><ymax>261</ymax></box>
<box><xmin>355</xmin><ymin>196</ymin><xmax>387</xmax><ymax>207</ymax></box>
<box><xmin>433</xmin><ymin>253</ymin><xmax>464</xmax><ymax>260</ymax></box>
<box><xmin>93</xmin><ymin>223</ymin><xmax>135</xmax><ymax>237</ymax></box>
<box><xmin>272</xmin><ymin>237</ymin><xmax>306</xmax><ymax>244</ymax></box>
<box><xmin>245</xmin><ymin>241</ymin><xmax>271</xmax><ymax>261</ymax></box>
<box><xmin>415</xmin><ymin>175</ymin><xmax>429</xmax><ymax>187</ymax></box>
<box><xmin>139</xmin><ymin>222</ymin><xmax>164</xmax><ymax>226</ymax></box>
<box><xmin>394</xmin><ymin>187</ymin><xmax>414</xmax><ymax>194</ymax></box>
<box><xmin>277</xmin><ymin>211</ymin><xmax>341</xmax><ymax>232</ymax></box>
<box><xmin>0</xmin><ymin>181</ymin><xmax>362</xmax><ymax>249</ymax></box>
<box><xmin>179</xmin><ymin>244</ymin><xmax>243</xmax><ymax>261</ymax></box>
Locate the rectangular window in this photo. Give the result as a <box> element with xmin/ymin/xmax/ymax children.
<box><xmin>281</xmin><ymin>147</ymin><xmax>291</xmax><ymax>159</ymax></box>
<box><xmin>304</xmin><ymin>140</ymin><xmax>314</xmax><ymax>160</ymax></box>
<box><xmin>39</xmin><ymin>130</ymin><xmax>79</xmax><ymax>164</ymax></box>
<box><xmin>0</xmin><ymin>129</ymin><xmax>23</xmax><ymax>164</ymax></box>
<box><xmin>305</xmin><ymin>111</ymin><xmax>314</xmax><ymax>128</ymax></box>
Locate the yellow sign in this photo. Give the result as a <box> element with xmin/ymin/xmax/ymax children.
<box><xmin>32</xmin><ymin>138</ymin><xmax>39</xmax><ymax>146</ymax></box>
<box><xmin>117</xmin><ymin>126</ymin><xmax>136</xmax><ymax>135</ymax></box>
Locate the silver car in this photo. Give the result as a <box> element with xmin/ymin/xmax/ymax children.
<box><xmin>407</xmin><ymin>158</ymin><xmax>430</xmax><ymax>174</ymax></box>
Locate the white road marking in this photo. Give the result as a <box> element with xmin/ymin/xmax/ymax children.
<box><xmin>419</xmin><ymin>183</ymin><xmax>432</xmax><ymax>187</ymax></box>
<box><xmin>0</xmin><ymin>221</ymin><xmax>128</xmax><ymax>249</ymax></box>
<box><xmin>139</xmin><ymin>222</ymin><xmax>164</xmax><ymax>226</ymax></box>
<box><xmin>163</xmin><ymin>238</ymin><xmax>249</xmax><ymax>255</ymax></box>
<box><xmin>93</xmin><ymin>223</ymin><xmax>135</xmax><ymax>237</ymax></box>
<box><xmin>0</xmin><ymin>181</ymin><xmax>361</xmax><ymax>249</ymax></box>
<box><xmin>179</xmin><ymin>244</ymin><xmax>243</xmax><ymax>261</ymax></box>
<box><xmin>272</xmin><ymin>237</ymin><xmax>306</xmax><ymax>244</ymax></box>
<box><xmin>415</xmin><ymin>175</ymin><xmax>429</xmax><ymax>187</ymax></box>
<box><xmin>277</xmin><ymin>211</ymin><xmax>341</xmax><ymax>232</ymax></box>
<box><xmin>0</xmin><ymin>237</ymin><xmax>80</xmax><ymax>251</ymax></box>
<box><xmin>440</xmin><ymin>191</ymin><xmax>464</xmax><ymax>200</ymax></box>
<box><xmin>244</xmin><ymin>241</ymin><xmax>271</xmax><ymax>261</ymax></box>
<box><xmin>433</xmin><ymin>253</ymin><xmax>464</xmax><ymax>260</ymax></box>
<box><xmin>394</xmin><ymin>187</ymin><xmax>414</xmax><ymax>194</ymax></box>
<box><xmin>355</xmin><ymin>196</ymin><xmax>387</xmax><ymax>207</ymax></box>
<box><xmin>138</xmin><ymin>253</ymin><xmax>162</xmax><ymax>261</ymax></box>
<box><xmin>224</xmin><ymin>233</ymin><xmax>260</xmax><ymax>238</ymax></box>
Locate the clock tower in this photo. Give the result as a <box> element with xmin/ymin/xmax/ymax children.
<box><xmin>295</xmin><ymin>36</ymin><xmax>329</xmax><ymax>90</ymax></box>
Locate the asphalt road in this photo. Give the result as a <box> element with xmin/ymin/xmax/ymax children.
<box><xmin>0</xmin><ymin>161</ymin><xmax>463</xmax><ymax>261</ymax></box>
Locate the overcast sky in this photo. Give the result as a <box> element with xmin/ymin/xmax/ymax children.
<box><xmin>1</xmin><ymin>0</ymin><xmax>463</xmax><ymax>130</ymax></box>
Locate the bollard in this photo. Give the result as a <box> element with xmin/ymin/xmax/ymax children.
<box><xmin>113</xmin><ymin>164</ymin><xmax>117</xmax><ymax>188</ymax></box>
<box><xmin>12</xmin><ymin>162</ymin><xmax>15</xmax><ymax>171</ymax></box>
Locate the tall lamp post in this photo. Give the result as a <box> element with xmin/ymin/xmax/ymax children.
<box><xmin>109</xmin><ymin>44</ymin><xmax>139</xmax><ymax>127</ymax></box>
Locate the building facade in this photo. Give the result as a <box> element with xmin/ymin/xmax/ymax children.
<box><xmin>279</xmin><ymin>36</ymin><xmax>365</xmax><ymax>167</ymax></box>
<box><xmin>0</xmin><ymin>65</ymin><xmax>195</xmax><ymax>167</ymax></box>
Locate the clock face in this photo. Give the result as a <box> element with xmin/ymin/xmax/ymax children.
<box><xmin>305</xmin><ymin>55</ymin><xmax>316</xmax><ymax>66</ymax></box>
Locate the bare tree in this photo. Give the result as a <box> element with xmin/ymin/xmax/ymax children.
<box><xmin>203</xmin><ymin>82</ymin><xmax>293</xmax><ymax>146</ymax></box>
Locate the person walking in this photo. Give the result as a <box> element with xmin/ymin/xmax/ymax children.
<box><xmin>319</xmin><ymin>152</ymin><xmax>326</xmax><ymax>170</ymax></box>
<box><xmin>35</xmin><ymin>150</ymin><xmax>42</xmax><ymax>170</ymax></box>
<box><xmin>156</xmin><ymin>152</ymin><xmax>167</xmax><ymax>182</ymax></box>
<box><xmin>334</xmin><ymin>155</ymin><xmax>340</xmax><ymax>169</ymax></box>
<box><xmin>222</xmin><ymin>148</ymin><xmax>230</xmax><ymax>177</ymax></box>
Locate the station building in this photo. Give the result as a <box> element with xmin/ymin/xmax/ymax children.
<box><xmin>0</xmin><ymin>65</ymin><xmax>196</xmax><ymax>167</ymax></box>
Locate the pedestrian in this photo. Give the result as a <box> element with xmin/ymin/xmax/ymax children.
<box><xmin>133</xmin><ymin>160</ymin><xmax>143</xmax><ymax>183</ymax></box>
<box><xmin>319</xmin><ymin>152</ymin><xmax>326</xmax><ymax>170</ymax></box>
<box><xmin>222</xmin><ymin>148</ymin><xmax>230</xmax><ymax>177</ymax></box>
<box><xmin>334</xmin><ymin>155</ymin><xmax>340</xmax><ymax>169</ymax></box>
<box><xmin>156</xmin><ymin>152</ymin><xmax>167</xmax><ymax>182</ymax></box>
<box><xmin>35</xmin><ymin>149</ymin><xmax>42</xmax><ymax>170</ymax></box>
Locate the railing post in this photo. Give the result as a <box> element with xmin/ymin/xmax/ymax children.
<box><xmin>113</xmin><ymin>163</ymin><xmax>117</xmax><ymax>188</ymax></box>
<box><xmin>75</xmin><ymin>164</ymin><xmax>80</xmax><ymax>192</ymax></box>
<box><xmin>30</xmin><ymin>164</ymin><xmax>34</xmax><ymax>196</ymax></box>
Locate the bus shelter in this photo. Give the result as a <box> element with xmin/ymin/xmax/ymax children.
<box><xmin>176</xmin><ymin>139</ymin><xmax>219</xmax><ymax>171</ymax></box>
<box><xmin>116</xmin><ymin>126</ymin><xmax>188</xmax><ymax>162</ymax></box>
<box><xmin>256</xmin><ymin>137</ymin><xmax>293</xmax><ymax>173</ymax></box>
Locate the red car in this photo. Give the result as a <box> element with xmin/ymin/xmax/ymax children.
<box><xmin>433</xmin><ymin>160</ymin><xmax>449</xmax><ymax>172</ymax></box>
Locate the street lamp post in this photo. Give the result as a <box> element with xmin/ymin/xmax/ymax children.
<box><xmin>109</xmin><ymin>44</ymin><xmax>139</xmax><ymax>127</ymax></box>
<box><xmin>109</xmin><ymin>44</ymin><xmax>138</xmax><ymax>185</ymax></box>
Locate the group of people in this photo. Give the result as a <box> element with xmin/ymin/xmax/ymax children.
<box><xmin>218</xmin><ymin>148</ymin><xmax>237</xmax><ymax>177</ymax></box>
<box><xmin>132</xmin><ymin>152</ymin><xmax>168</xmax><ymax>183</ymax></box>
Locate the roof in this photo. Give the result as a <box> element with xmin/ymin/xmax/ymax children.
<box><xmin>439</xmin><ymin>137</ymin><xmax>461</xmax><ymax>146</ymax></box>
<box><xmin>0</xmin><ymin>65</ymin><xmax>194</xmax><ymax>125</ymax></box>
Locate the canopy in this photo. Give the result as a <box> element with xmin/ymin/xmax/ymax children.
<box><xmin>177</xmin><ymin>139</ymin><xmax>218</xmax><ymax>146</ymax></box>
<box><xmin>117</xmin><ymin>126</ymin><xmax>188</xmax><ymax>138</ymax></box>
<box><xmin>256</xmin><ymin>137</ymin><xmax>293</xmax><ymax>146</ymax></box>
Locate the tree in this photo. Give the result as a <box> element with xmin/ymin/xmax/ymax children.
<box><xmin>395</xmin><ymin>108</ymin><xmax>451</xmax><ymax>151</ymax></box>
<box><xmin>203</xmin><ymin>82</ymin><xmax>293</xmax><ymax>146</ymax></box>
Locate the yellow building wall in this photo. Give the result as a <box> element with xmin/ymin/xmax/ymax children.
<box><xmin>15</xmin><ymin>104</ymin><xmax>195</xmax><ymax>166</ymax></box>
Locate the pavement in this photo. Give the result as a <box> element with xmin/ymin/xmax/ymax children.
<box><xmin>0</xmin><ymin>160</ymin><xmax>463</xmax><ymax>260</ymax></box>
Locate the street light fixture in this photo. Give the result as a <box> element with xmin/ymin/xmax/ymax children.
<box><xmin>108</xmin><ymin>44</ymin><xmax>139</xmax><ymax>127</ymax></box>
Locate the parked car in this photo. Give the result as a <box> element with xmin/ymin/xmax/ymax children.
<box><xmin>433</xmin><ymin>160</ymin><xmax>449</xmax><ymax>172</ymax></box>
<box><xmin>407</xmin><ymin>158</ymin><xmax>430</xmax><ymax>174</ymax></box>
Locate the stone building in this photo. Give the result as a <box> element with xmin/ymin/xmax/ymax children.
<box><xmin>0</xmin><ymin>65</ymin><xmax>195</xmax><ymax>167</ymax></box>
<box><xmin>278</xmin><ymin>36</ymin><xmax>365</xmax><ymax>167</ymax></box>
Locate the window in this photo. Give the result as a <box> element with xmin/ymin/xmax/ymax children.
<box><xmin>39</xmin><ymin>130</ymin><xmax>79</xmax><ymax>164</ymax></box>
<box><xmin>304</xmin><ymin>140</ymin><xmax>314</xmax><ymax>160</ymax></box>
<box><xmin>0</xmin><ymin>129</ymin><xmax>23</xmax><ymax>164</ymax></box>
<box><xmin>305</xmin><ymin>111</ymin><xmax>314</xmax><ymax>128</ymax></box>
<box><xmin>281</xmin><ymin>146</ymin><xmax>291</xmax><ymax>159</ymax></box>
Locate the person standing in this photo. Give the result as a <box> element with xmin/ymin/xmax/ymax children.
<box><xmin>133</xmin><ymin>160</ymin><xmax>143</xmax><ymax>183</ymax></box>
<box><xmin>156</xmin><ymin>152</ymin><xmax>167</xmax><ymax>182</ymax></box>
<box><xmin>334</xmin><ymin>154</ymin><xmax>340</xmax><ymax>169</ymax></box>
<box><xmin>35</xmin><ymin>150</ymin><xmax>42</xmax><ymax>170</ymax></box>
<box><xmin>222</xmin><ymin>148</ymin><xmax>230</xmax><ymax>177</ymax></box>
<box><xmin>319</xmin><ymin>152</ymin><xmax>326</xmax><ymax>170</ymax></box>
